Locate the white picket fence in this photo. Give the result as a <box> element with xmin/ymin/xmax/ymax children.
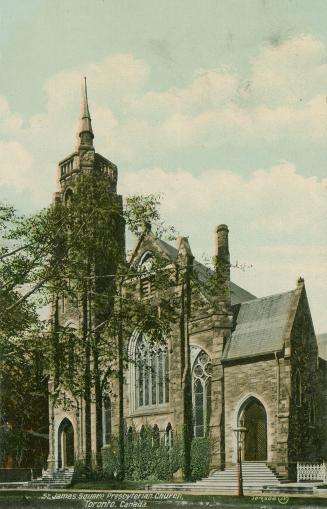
<box><xmin>297</xmin><ymin>461</ymin><xmax>327</xmax><ymax>482</ymax></box>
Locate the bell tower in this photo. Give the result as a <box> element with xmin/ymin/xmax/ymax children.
<box><xmin>56</xmin><ymin>78</ymin><xmax>118</xmax><ymax>198</ymax></box>
<box><xmin>47</xmin><ymin>79</ymin><xmax>125</xmax><ymax>472</ymax></box>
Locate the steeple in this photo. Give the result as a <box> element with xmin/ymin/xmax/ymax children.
<box><xmin>78</xmin><ymin>77</ymin><xmax>94</xmax><ymax>148</ymax></box>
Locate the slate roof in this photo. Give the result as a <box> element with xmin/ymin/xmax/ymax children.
<box><xmin>223</xmin><ymin>290</ymin><xmax>295</xmax><ymax>361</ymax></box>
<box><xmin>156</xmin><ymin>238</ymin><xmax>256</xmax><ymax>305</ymax></box>
<box><xmin>317</xmin><ymin>333</ymin><xmax>327</xmax><ymax>361</ymax></box>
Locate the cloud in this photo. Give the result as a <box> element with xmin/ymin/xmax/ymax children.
<box><xmin>102</xmin><ymin>35</ymin><xmax>327</xmax><ymax>157</ymax></box>
<box><xmin>121</xmin><ymin>162</ymin><xmax>327</xmax><ymax>239</ymax></box>
<box><xmin>0</xmin><ymin>141</ymin><xmax>34</xmax><ymax>191</ymax></box>
<box><xmin>1</xmin><ymin>35</ymin><xmax>326</xmax><ymax>193</ymax></box>
<box><xmin>0</xmin><ymin>96</ymin><xmax>23</xmax><ymax>134</ymax></box>
<box><xmin>7</xmin><ymin>35</ymin><xmax>324</xmax><ymax>171</ymax></box>
<box><xmin>250</xmin><ymin>35</ymin><xmax>327</xmax><ymax>105</ymax></box>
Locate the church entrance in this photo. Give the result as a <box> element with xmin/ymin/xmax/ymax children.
<box><xmin>58</xmin><ymin>418</ymin><xmax>74</xmax><ymax>468</ymax></box>
<box><xmin>239</xmin><ymin>397</ymin><xmax>267</xmax><ymax>461</ymax></box>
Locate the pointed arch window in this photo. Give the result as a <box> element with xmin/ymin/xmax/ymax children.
<box><xmin>152</xmin><ymin>425</ymin><xmax>160</xmax><ymax>448</ymax></box>
<box><xmin>135</xmin><ymin>333</ymin><xmax>169</xmax><ymax>409</ymax></box>
<box><xmin>165</xmin><ymin>423</ymin><xmax>173</xmax><ymax>448</ymax></box>
<box><xmin>192</xmin><ymin>349</ymin><xmax>212</xmax><ymax>438</ymax></box>
<box><xmin>294</xmin><ymin>369</ymin><xmax>302</xmax><ymax>407</ymax></box>
<box><xmin>102</xmin><ymin>396</ymin><xmax>112</xmax><ymax>444</ymax></box>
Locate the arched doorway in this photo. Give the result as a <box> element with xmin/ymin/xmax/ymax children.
<box><xmin>239</xmin><ymin>397</ymin><xmax>267</xmax><ymax>461</ymax></box>
<box><xmin>58</xmin><ymin>418</ymin><xmax>74</xmax><ymax>468</ymax></box>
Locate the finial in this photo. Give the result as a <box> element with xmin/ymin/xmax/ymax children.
<box><xmin>78</xmin><ymin>77</ymin><xmax>94</xmax><ymax>147</ymax></box>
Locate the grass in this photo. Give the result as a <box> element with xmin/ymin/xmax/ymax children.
<box><xmin>0</xmin><ymin>489</ymin><xmax>327</xmax><ymax>509</ymax></box>
<box><xmin>0</xmin><ymin>491</ymin><xmax>326</xmax><ymax>505</ymax></box>
<box><xmin>70</xmin><ymin>479</ymin><xmax>152</xmax><ymax>490</ymax></box>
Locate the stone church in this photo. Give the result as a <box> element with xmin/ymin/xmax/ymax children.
<box><xmin>46</xmin><ymin>81</ymin><xmax>327</xmax><ymax>481</ymax></box>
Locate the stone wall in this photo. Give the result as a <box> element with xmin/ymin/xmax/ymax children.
<box><xmin>288</xmin><ymin>287</ymin><xmax>320</xmax><ymax>475</ymax></box>
<box><xmin>318</xmin><ymin>358</ymin><xmax>327</xmax><ymax>459</ymax></box>
<box><xmin>223</xmin><ymin>357</ymin><xmax>282</xmax><ymax>468</ymax></box>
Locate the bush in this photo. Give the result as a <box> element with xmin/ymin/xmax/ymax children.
<box><xmin>102</xmin><ymin>438</ymin><xmax>120</xmax><ymax>479</ymax></box>
<box><xmin>101</xmin><ymin>427</ymin><xmax>211</xmax><ymax>482</ymax></box>
<box><xmin>190</xmin><ymin>437</ymin><xmax>211</xmax><ymax>480</ymax></box>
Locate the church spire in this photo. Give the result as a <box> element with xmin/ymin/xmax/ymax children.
<box><xmin>78</xmin><ymin>77</ymin><xmax>94</xmax><ymax>148</ymax></box>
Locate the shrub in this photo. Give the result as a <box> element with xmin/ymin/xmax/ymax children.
<box><xmin>190</xmin><ymin>437</ymin><xmax>211</xmax><ymax>480</ymax></box>
<box><xmin>101</xmin><ymin>428</ymin><xmax>211</xmax><ymax>482</ymax></box>
<box><xmin>101</xmin><ymin>437</ymin><xmax>120</xmax><ymax>479</ymax></box>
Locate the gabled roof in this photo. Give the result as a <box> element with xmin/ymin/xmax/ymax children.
<box><xmin>131</xmin><ymin>235</ymin><xmax>256</xmax><ymax>306</ymax></box>
<box><xmin>223</xmin><ymin>290</ymin><xmax>295</xmax><ymax>361</ymax></box>
<box><xmin>317</xmin><ymin>333</ymin><xmax>327</xmax><ymax>361</ymax></box>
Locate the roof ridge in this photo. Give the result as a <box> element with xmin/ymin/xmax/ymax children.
<box><xmin>238</xmin><ymin>288</ymin><xmax>295</xmax><ymax>306</ymax></box>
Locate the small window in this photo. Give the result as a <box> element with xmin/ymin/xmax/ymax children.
<box><xmin>294</xmin><ymin>370</ymin><xmax>302</xmax><ymax>407</ymax></box>
<box><xmin>138</xmin><ymin>252</ymin><xmax>155</xmax><ymax>297</ymax></box>
<box><xmin>65</xmin><ymin>189</ymin><xmax>73</xmax><ymax>204</ymax></box>
<box><xmin>152</xmin><ymin>425</ymin><xmax>160</xmax><ymax>448</ymax></box>
<box><xmin>165</xmin><ymin>423</ymin><xmax>172</xmax><ymax>448</ymax></box>
<box><xmin>103</xmin><ymin>396</ymin><xmax>112</xmax><ymax>444</ymax></box>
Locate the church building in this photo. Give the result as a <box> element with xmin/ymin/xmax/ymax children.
<box><xmin>46</xmin><ymin>81</ymin><xmax>326</xmax><ymax>482</ymax></box>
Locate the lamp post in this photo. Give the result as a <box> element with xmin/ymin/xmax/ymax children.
<box><xmin>233</xmin><ymin>426</ymin><xmax>247</xmax><ymax>496</ymax></box>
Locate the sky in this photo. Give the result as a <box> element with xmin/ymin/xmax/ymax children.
<box><xmin>0</xmin><ymin>0</ymin><xmax>326</xmax><ymax>333</ymax></box>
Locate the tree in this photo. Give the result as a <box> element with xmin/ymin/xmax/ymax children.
<box><xmin>0</xmin><ymin>204</ymin><xmax>51</xmax><ymax>467</ymax></box>
<box><xmin>0</xmin><ymin>181</ymin><xmax>233</xmax><ymax>479</ymax></box>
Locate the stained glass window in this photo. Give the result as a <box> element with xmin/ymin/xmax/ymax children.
<box><xmin>192</xmin><ymin>349</ymin><xmax>212</xmax><ymax>438</ymax></box>
<box><xmin>135</xmin><ymin>333</ymin><xmax>169</xmax><ymax>409</ymax></box>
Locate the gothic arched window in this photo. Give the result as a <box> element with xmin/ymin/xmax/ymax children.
<box><xmin>152</xmin><ymin>424</ymin><xmax>160</xmax><ymax>448</ymax></box>
<box><xmin>192</xmin><ymin>349</ymin><xmax>212</xmax><ymax>438</ymax></box>
<box><xmin>103</xmin><ymin>396</ymin><xmax>111</xmax><ymax>444</ymax></box>
<box><xmin>135</xmin><ymin>333</ymin><xmax>169</xmax><ymax>409</ymax></box>
<box><xmin>165</xmin><ymin>423</ymin><xmax>172</xmax><ymax>448</ymax></box>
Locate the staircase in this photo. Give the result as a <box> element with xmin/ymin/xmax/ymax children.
<box><xmin>150</xmin><ymin>462</ymin><xmax>285</xmax><ymax>494</ymax></box>
<box><xmin>28</xmin><ymin>467</ymin><xmax>76</xmax><ymax>489</ymax></box>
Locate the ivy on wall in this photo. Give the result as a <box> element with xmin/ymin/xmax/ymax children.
<box><xmin>100</xmin><ymin>425</ymin><xmax>211</xmax><ymax>482</ymax></box>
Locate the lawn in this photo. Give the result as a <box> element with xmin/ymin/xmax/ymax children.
<box><xmin>0</xmin><ymin>487</ymin><xmax>326</xmax><ymax>509</ymax></box>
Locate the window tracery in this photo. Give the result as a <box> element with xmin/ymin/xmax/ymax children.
<box><xmin>192</xmin><ymin>349</ymin><xmax>212</xmax><ymax>438</ymax></box>
<box><xmin>135</xmin><ymin>333</ymin><xmax>169</xmax><ymax>409</ymax></box>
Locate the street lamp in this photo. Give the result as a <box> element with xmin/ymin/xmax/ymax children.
<box><xmin>233</xmin><ymin>426</ymin><xmax>247</xmax><ymax>496</ymax></box>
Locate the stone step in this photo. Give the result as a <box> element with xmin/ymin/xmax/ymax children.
<box><xmin>263</xmin><ymin>485</ymin><xmax>314</xmax><ymax>494</ymax></box>
<box><xmin>150</xmin><ymin>462</ymin><xmax>286</xmax><ymax>494</ymax></box>
<box><xmin>28</xmin><ymin>468</ymin><xmax>75</xmax><ymax>489</ymax></box>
